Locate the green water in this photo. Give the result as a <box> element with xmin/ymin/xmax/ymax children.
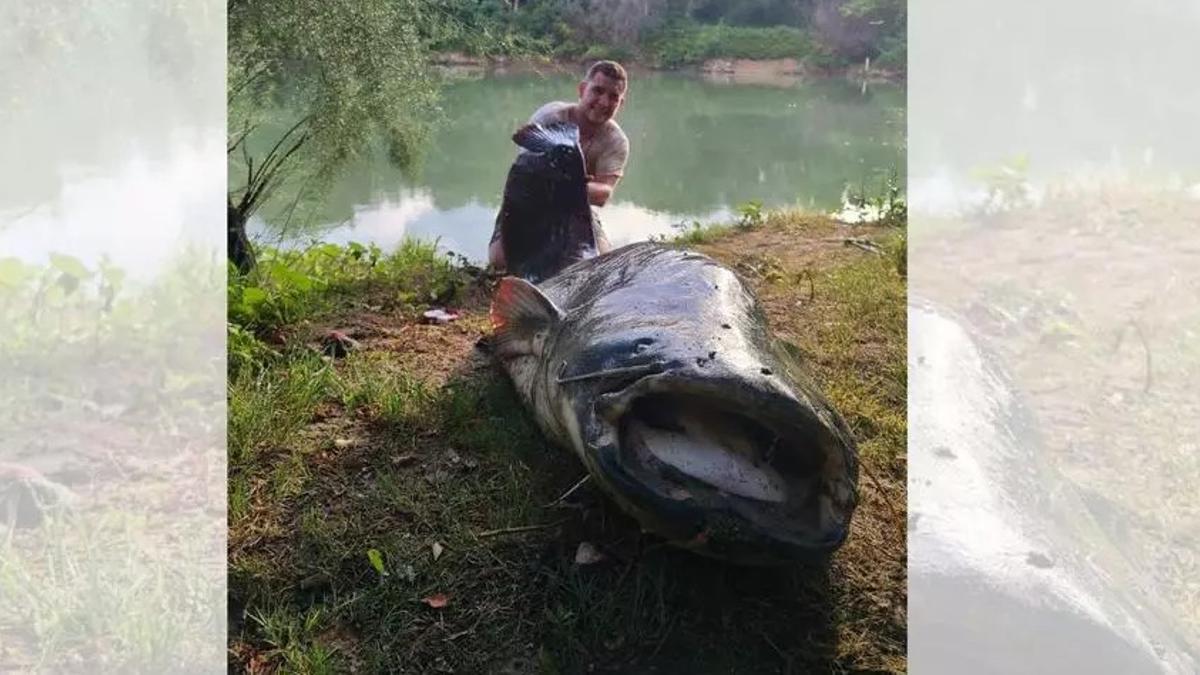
<box><xmin>250</xmin><ymin>70</ymin><xmax>905</xmax><ymax>261</ymax></box>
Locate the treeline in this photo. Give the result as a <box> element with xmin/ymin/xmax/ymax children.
<box><xmin>429</xmin><ymin>0</ymin><xmax>904</xmax><ymax>70</ymax></box>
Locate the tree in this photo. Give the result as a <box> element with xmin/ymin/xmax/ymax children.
<box><xmin>226</xmin><ymin>0</ymin><xmax>451</xmax><ymax>272</ymax></box>
<box><xmin>810</xmin><ymin>0</ymin><xmax>905</xmax><ymax>62</ymax></box>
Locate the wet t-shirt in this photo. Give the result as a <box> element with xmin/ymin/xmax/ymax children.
<box><xmin>529</xmin><ymin>101</ymin><xmax>629</xmax><ymax>179</ymax></box>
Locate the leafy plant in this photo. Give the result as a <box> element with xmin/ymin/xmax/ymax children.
<box><xmin>736</xmin><ymin>200</ymin><xmax>765</xmax><ymax>229</ymax></box>
<box><xmin>841</xmin><ymin>168</ymin><xmax>906</xmax><ymax>229</ymax></box>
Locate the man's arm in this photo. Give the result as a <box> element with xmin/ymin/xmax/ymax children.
<box><xmin>587</xmin><ymin>174</ymin><xmax>620</xmax><ymax>207</ymax></box>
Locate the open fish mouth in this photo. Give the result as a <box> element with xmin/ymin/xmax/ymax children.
<box><xmin>591</xmin><ymin>370</ymin><xmax>857</xmax><ymax>564</ymax></box>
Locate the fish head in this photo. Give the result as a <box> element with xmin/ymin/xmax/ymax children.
<box><xmin>568</xmin><ymin>343</ymin><xmax>858</xmax><ymax>565</ymax></box>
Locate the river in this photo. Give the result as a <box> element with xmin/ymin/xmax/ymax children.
<box><xmin>247</xmin><ymin>69</ymin><xmax>906</xmax><ymax>262</ymax></box>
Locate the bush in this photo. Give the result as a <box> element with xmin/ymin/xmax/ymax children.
<box><xmin>643</xmin><ymin>22</ymin><xmax>815</xmax><ymax>67</ymax></box>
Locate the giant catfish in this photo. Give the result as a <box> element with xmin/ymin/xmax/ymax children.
<box><xmin>490</xmin><ymin>122</ymin><xmax>860</xmax><ymax>564</ymax></box>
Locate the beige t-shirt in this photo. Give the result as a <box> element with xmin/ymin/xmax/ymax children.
<box><xmin>529</xmin><ymin>101</ymin><xmax>629</xmax><ymax>179</ymax></box>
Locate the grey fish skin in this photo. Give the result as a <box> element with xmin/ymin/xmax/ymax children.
<box><xmin>908</xmin><ymin>301</ymin><xmax>1197</xmax><ymax>674</ymax></box>
<box><xmin>491</xmin><ymin>242</ymin><xmax>860</xmax><ymax>565</ymax></box>
<box><xmin>497</xmin><ymin>122</ymin><xmax>597</xmax><ymax>284</ymax></box>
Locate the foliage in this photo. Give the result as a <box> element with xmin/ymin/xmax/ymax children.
<box><xmin>736</xmin><ymin>200</ymin><xmax>766</xmax><ymax>228</ymax></box>
<box><xmin>642</xmin><ymin>21</ymin><xmax>817</xmax><ymax>67</ymax></box>
<box><xmin>231</xmin><ymin>241</ymin><xmax>413</xmax><ymax>330</ymax></box>
<box><xmin>227</xmin><ymin>0</ymin><xmax>450</xmax><ymax>267</ymax></box>
<box><xmin>809</xmin><ymin>0</ymin><xmax>906</xmax><ymax>63</ymax></box>
<box><xmin>842</xmin><ymin>168</ymin><xmax>906</xmax><ymax>229</ymax></box>
<box><xmin>227</xmin><ymin>239</ymin><xmax>466</xmax><ymax>376</ymax></box>
<box><xmin>425</xmin><ymin>0</ymin><xmax>904</xmax><ymax>70</ymax></box>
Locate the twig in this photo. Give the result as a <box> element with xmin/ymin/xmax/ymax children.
<box><xmin>843</xmin><ymin>238</ymin><xmax>884</xmax><ymax>255</ymax></box>
<box><xmin>543</xmin><ymin>475</ymin><xmax>590</xmax><ymax>508</ymax></box>
<box><xmin>476</xmin><ymin>519</ymin><xmax>566</xmax><ymax>538</ymax></box>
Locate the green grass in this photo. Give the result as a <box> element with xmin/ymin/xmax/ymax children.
<box><xmin>228</xmin><ymin>221</ymin><xmax>907</xmax><ymax>673</ymax></box>
<box><xmin>228</xmin><ymin>239</ymin><xmax>466</xmax><ymax>347</ymax></box>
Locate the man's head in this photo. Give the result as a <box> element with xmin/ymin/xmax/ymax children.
<box><xmin>576</xmin><ymin>61</ymin><xmax>628</xmax><ymax>127</ymax></box>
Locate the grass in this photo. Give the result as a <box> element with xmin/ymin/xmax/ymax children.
<box><xmin>228</xmin><ymin>209</ymin><xmax>907</xmax><ymax>673</ymax></box>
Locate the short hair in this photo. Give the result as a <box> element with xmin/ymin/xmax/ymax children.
<box><xmin>585</xmin><ymin>60</ymin><xmax>628</xmax><ymax>86</ymax></box>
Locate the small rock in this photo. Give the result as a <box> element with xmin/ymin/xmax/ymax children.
<box><xmin>574</xmin><ymin>541</ymin><xmax>606</xmax><ymax>565</ymax></box>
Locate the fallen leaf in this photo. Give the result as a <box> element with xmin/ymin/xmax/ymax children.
<box><xmin>422</xmin><ymin>594</ymin><xmax>449</xmax><ymax>608</ymax></box>
<box><xmin>574</xmin><ymin>541</ymin><xmax>606</xmax><ymax>565</ymax></box>
<box><xmin>366</xmin><ymin>549</ymin><xmax>387</xmax><ymax>576</ymax></box>
<box><xmin>432</xmin><ymin>541</ymin><xmax>444</xmax><ymax>561</ymax></box>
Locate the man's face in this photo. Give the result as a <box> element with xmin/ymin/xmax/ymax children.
<box><xmin>577</xmin><ymin>73</ymin><xmax>627</xmax><ymax>126</ymax></box>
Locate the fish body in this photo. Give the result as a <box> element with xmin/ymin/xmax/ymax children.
<box><xmin>490</xmin><ymin>243</ymin><xmax>860</xmax><ymax>564</ymax></box>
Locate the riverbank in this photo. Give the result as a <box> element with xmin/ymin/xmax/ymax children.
<box><xmin>432</xmin><ymin>51</ymin><xmax>904</xmax><ymax>86</ymax></box>
<box><xmin>227</xmin><ymin>209</ymin><xmax>907</xmax><ymax>673</ymax></box>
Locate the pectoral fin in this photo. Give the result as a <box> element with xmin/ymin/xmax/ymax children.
<box><xmin>489</xmin><ymin>277</ymin><xmax>564</xmax><ymax>358</ymax></box>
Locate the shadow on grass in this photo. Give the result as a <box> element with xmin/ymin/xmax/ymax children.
<box><xmin>239</xmin><ymin>350</ymin><xmax>841</xmax><ymax>674</ymax></box>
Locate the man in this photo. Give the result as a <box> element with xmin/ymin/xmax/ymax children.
<box><xmin>488</xmin><ymin>60</ymin><xmax>630</xmax><ymax>270</ymax></box>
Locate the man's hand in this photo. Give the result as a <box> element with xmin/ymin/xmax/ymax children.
<box><xmin>586</xmin><ymin>174</ymin><xmax>619</xmax><ymax>207</ymax></box>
